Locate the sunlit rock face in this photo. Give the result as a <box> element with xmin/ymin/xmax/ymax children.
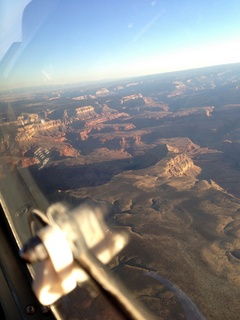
<box><xmin>164</xmin><ymin>154</ymin><xmax>195</xmax><ymax>177</ymax></box>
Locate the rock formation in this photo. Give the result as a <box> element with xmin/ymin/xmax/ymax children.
<box><xmin>15</xmin><ymin>120</ymin><xmax>62</xmax><ymax>141</ymax></box>
<box><xmin>164</xmin><ymin>153</ymin><xmax>196</xmax><ymax>177</ymax></box>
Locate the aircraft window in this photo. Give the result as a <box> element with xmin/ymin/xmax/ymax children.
<box><xmin>1</xmin><ymin>1</ymin><xmax>240</xmax><ymax>319</ymax></box>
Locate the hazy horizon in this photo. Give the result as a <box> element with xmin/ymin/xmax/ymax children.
<box><xmin>1</xmin><ymin>61</ymin><xmax>239</xmax><ymax>93</ymax></box>
<box><xmin>1</xmin><ymin>1</ymin><xmax>240</xmax><ymax>89</ymax></box>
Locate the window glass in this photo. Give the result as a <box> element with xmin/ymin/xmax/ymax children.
<box><xmin>1</xmin><ymin>1</ymin><xmax>240</xmax><ymax>319</ymax></box>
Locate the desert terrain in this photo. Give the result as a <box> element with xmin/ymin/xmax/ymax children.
<box><xmin>1</xmin><ymin>63</ymin><xmax>240</xmax><ymax>319</ymax></box>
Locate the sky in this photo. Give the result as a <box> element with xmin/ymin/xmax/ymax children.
<box><xmin>1</xmin><ymin>0</ymin><xmax>240</xmax><ymax>89</ymax></box>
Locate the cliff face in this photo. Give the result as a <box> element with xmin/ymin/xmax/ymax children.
<box><xmin>164</xmin><ymin>153</ymin><xmax>198</xmax><ymax>177</ymax></box>
<box><xmin>75</xmin><ymin>106</ymin><xmax>98</xmax><ymax>120</ymax></box>
<box><xmin>16</xmin><ymin>120</ymin><xmax>62</xmax><ymax>141</ymax></box>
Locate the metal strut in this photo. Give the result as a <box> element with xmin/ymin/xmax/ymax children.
<box><xmin>20</xmin><ymin>202</ymin><xmax>155</xmax><ymax>320</ymax></box>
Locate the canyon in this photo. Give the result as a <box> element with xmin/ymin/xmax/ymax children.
<box><xmin>1</xmin><ymin>63</ymin><xmax>240</xmax><ymax>319</ymax></box>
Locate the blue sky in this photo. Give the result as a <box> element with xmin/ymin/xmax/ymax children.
<box><xmin>1</xmin><ymin>0</ymin><xmax>240</xmax><ymax>89</ymax></box>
